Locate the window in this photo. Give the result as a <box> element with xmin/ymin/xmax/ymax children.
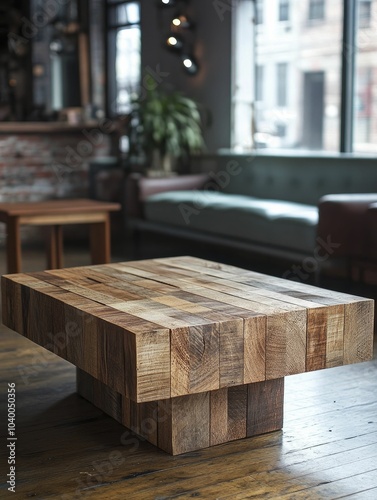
<box><xmin>276</xmin><ymin>123</ymin><xmax>287</xmax><ymax>138</ymax></box>
<box><xmin>256</xmin><ymin>65</ymin><xmax>264</xmax><ymax>101</ymax></box>
<box><xmin>358</xmin><ymin>0</ymin><xmax>372</xmax><ymax>27</ymax></box>
<box><xmin>279</xmin><ymin>0</ymin><xmax>290</xmax><ymax>21</ymax></box>
<box><xmin>308</xmin><ymin>0</ymin><xmax>325</xmax><ymax>21</ymax></box>
<box><xmin>354</xmin><ymin>68</ymin><xmax>372</xmax><ymax>145</ymax></box>
<box><xmin>233</xmin><ymin>0</ymin><xmax>345</xmax><ymax>151</ymax></box>
<box><xmin>277</xmin><ymin>63</ymin><xmax>288</xmax><ymax>106</ymax></box>
<box><xmin>232</xmin><ymin>0</ymin><xmax>254</xmax><ymax>150</ymax></box>
<box><xmin>107</xmin><ymin>1</ymin><xmax>141</xmax><ymax>115</ymax></box>
<box><xmin>255</xmin><ymin>0</ymin><xmax>263</xmax><ymax>24</ymax></box>
<box><xmin>31</xmin><ymin>0</ymin><xmax>53</xmax><ymax>110</ymax></box>
<box><xmin>234</xmin><ymin>0</ymin><xmax>377</xmax><ymax>153</ymax></box>
<box><xmin>90</xmin><ymin>0</ymin><xmax>107</xmax><ymax>114</ymax></box>
<box><xmin>353</xmin><ymin>0</ymin><xmax>377</xmax><ymax>152</ymax></box>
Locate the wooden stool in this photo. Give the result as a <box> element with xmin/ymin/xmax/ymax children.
<box><xmin>0</xmin><ymin>199</ymin><xmax>121</xmax><ymax>273</ymax></box>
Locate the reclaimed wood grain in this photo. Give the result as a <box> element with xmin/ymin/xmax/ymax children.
<box><xmin>1</xmin><ymin>273</ymin><xmax>171</xmax><ymax>402</ymax></box>
<box><xmin>210</xmin><ymin>387</ymin><xmax>229</xmax><ymax>446</ymax></box>
<box><xmin>306</xmin><ymin>306</ymin><xmax>327</xmax><ymax>371</ymax></box>
<box><xmin>344</xmin><ymin>300</ymin><xmax>375</xmax><ymax>365</ymax></box>
<box><xmin>244</xmin><ymin>315</ymin><xmax>266</xmax><ymax>383</ymax></box>
<box><xmin>247</xmin><ymin>378</ymin><xmax>284</xmax><ymax>437</ymax></box>
<box><xmin>76</xmin><ymin>369</ymin><xmax>285</xmax><ymax>455</ymax></box>
<box><xmin>326</xmin><ymin>304</ymin><xmax>345</xmax><ymax>368</ymax></box>
<box><xmin>1</xmin><ymin>256</ymin><xmax>374</xmax><ymax>455</ymax></box>
<box><xmin>227</xmin><ymin>385</ymin><xmax>248</xmax><ymax>441</ymax></box>
<box><xmin>1</xmin><ymin>317</ymin><xmax>376</xmax><ymax>499</ymax></box>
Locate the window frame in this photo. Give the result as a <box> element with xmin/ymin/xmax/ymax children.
<box><xmin>308</xmin><ymin>0</ymin><xmax>325</xmax><ymax>22</ymax></box>
<box><xmin>255</xmin><ymin>64</ymin><xmax>264</xmax><ymax>102</ymax></box>
<box><xmin>340</xmin><ymin>0</ymin><xmax>357</xmax><ymax>152</ymax></box>
<box><xmin>255</xmin><ymin>0</ymin><xmax>263</xmax><ymax>24</ymax></box>
<box><xmin>278</xmin><ymin>0</ymin><xmax>290</xmax><ymax>22</ymax></box>
<box><xmin>237</xmin><ymin>0</ymin><xmax>362</xmax><ymax>153</ymax></box>
<box><xmin>105</xmin><ymin>0</ymin><xmax>141</xmax><ymax>117</ymax></box>
<box><xmin>358</xmin><ymin>0</ymin><xmax>372</xmax><ymax>28</ymax></box>
<box><xmin>276</xmin><ymin>62</ymin><xmax>288</xmax><ymax>107</ymax></box>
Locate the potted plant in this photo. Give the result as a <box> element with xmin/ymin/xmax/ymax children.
<box><xmin>129</xmin><ymin>76</ymin><xmax>204</xmax><ymax>175</ymax></box>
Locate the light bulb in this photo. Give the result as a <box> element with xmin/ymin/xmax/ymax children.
<box><xmin>181</xmin><ymin>54</ymin><xmax>199</xmax><ymax>75</ymax></box>
<box><xmin>158</xmin><ymin>0</ymin><xmax>177</xmax><ymax>8</ymax></box>
<box><xmin>171</xmin><ymin>15</ymin><xmax>191</xmax><ymax>29</ymax></box>
<box><xmin>168</xmin><ymin>36</ymin><xmax>178</xmax><ymax>46</ymax></box>
<box><xmin>166</xmin><ymin>34</ymin><xmax>183</xmax><ymax>50</ymax></box>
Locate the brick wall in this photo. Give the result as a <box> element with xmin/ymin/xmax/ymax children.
<box><xmin>0</xmin><ymin>129</ymin><xmax>114</xmax><ymax>245</ymax></box>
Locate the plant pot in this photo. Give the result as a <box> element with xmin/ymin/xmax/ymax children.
<box><xmin>150</xmin><ymin>150</ymin><xmax>176</xmax><ymax>175</ymax></box>
<box><xmin>162</xmin><ymin>153</ymin><xmax>175</xmax><ymax>174</ymax></box>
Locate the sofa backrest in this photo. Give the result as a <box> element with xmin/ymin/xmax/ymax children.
<box><xmin>213</xmin><ymin>153</ymin><xmax>377</xmax><ymax>206</ymax></box>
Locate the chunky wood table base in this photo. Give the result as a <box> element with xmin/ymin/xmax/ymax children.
<box><xmin>2</xmin><ymin>256</ymin><xmax>374</xmax><ymax>454</ymax></box>
<box><xmin>77</xmin><ymin>369</ymin><xmax>284</xmax><ymax>455</ymax></box>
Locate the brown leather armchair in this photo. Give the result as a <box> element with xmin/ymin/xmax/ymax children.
<box><xmin>317</xmin><ymin>193</ymin><xmax>377</xmax><ymax>280</ymax></box>
<box><xmin>367</xmin><ymin>202</ymin><xmax>377</xmax><ymax>264</ymax></box>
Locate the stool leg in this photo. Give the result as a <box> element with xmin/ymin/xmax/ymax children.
<box><xmin>90</xmin><ymin>214</ymin><xmax>111</xmax><ymax>264</ymax></box>
<box><xmin>6</xmin><ymin>217</ymin><xmax>22</xmax><ymax>274</ymax></box>
<box><xmin>47</xmin><ymin>225</ymin><xmax>63</xmax><ymax>269</ymax></box>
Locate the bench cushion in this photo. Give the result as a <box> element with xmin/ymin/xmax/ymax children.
<box><xmin>144</xmin><ymin>191</ymin><xmax>318</xmax><ymax>253</ymax></box>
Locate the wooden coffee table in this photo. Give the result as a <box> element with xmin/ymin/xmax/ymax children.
<box><xmin>0</xmin><ymin>199</ymin><xmax>121</xmax><ymax>274</ymax></box>
<box><xmin>2</xmin><ymin>256</ymin><xmax>374</xmax><ymax>455</ymax></box>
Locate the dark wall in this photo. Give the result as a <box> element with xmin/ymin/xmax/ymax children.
<box><xmin>140</xmin><ymin>0</ymin><xmax>232</xmax><ymax>153</ymax></box>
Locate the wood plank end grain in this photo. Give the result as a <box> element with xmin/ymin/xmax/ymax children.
<box><xmin>247</xmin><ymin>378</ymin><xmax>284</xmax><ymax>437</ymax></box>
<box><xmin>344</xmin><ymin>299</ymin><xmax>374</xmax><ymax>365</ymax></box>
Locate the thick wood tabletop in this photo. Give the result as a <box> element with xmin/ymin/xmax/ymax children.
<box><xmin>0</xmin><ymin>198</ymin><xmax>121</xmax><ymax>219</ymax></box>
<box><xmin>2</xmin><ymin>256</ymin><xmax>374</xmax><ymax>403</ymax></box>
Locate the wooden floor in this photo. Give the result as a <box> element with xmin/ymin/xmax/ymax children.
<box><xmin>1</xmin><ymin>247</ymin><xmax>377</xmax><ymax>499</ymax></box>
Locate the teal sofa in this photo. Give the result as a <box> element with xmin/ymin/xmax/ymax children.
<box><xmin>126</xmin><ymin>153</ymin><xmax>377</xmax><ymax>263</ymax></box>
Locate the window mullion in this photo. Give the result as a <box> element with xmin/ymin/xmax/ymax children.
<box><xmin>340</xmin><ymin>0</ymin><xmax>357</xmax><ymax>153</ymax></box>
